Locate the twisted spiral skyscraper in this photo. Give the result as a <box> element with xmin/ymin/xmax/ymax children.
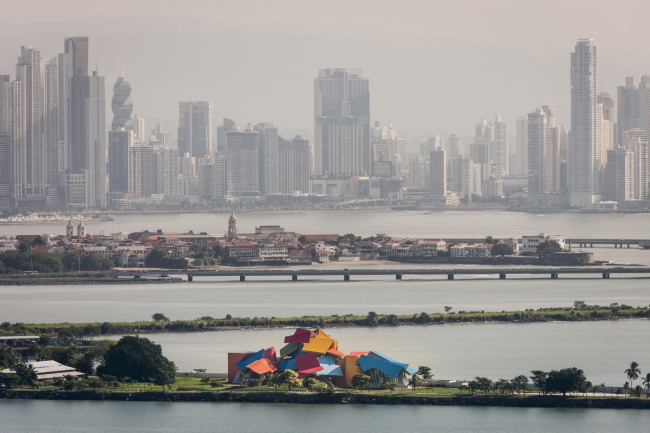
<box><xmin>111</xmin><ymin>77</ymin><xmax>133</xmax><ymax>131</ymax></box>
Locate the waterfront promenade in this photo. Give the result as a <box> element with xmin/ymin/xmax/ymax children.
<box><xmin>117</xmin><ymin>266</ymin><xmax>650</xmax><ymax>281</ymax></box>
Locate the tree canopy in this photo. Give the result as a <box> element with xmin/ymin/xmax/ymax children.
<box><xmin>0</xmin><ymin>347</ymin><xmax>19</xmax><ymax>369</ymax></box>
<box><xmin>145</xmin><ymin>249</ymin><xmax>188</xmax><ymax>269</ymax></box>
<box><xmin>545</xmin><ymin>367</ymin><xmax>587</xmax><ymax>396</ymax></box>
<box><xmin>96</xmin><ymin>336</ymin><xmax>177</xmax><ymax>388</ymax></box>
<box><xmin>351</xmin><ymin>373</ymin><xmax>371</xmax><ymax>391</ymax></box>
<box><xmin>537</xmin><ymin>240</ymin><xmax>563</xmax><ymax>256</ymax></box>
<box><xmin>491</xmin><ymin>243</ymin><xmax>514</xmax><ymax>256</ymax></box>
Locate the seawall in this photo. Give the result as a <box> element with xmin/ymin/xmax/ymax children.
<box><xmin>2</xmin><ymin>390</ymin><xmax>650</xmax><ymax>409</ymax></box>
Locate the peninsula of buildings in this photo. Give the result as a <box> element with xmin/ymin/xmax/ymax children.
<box><xmin>0</xmin><ymin>214</ymin><xmax>593</xmax><ymax>271</ymax></box>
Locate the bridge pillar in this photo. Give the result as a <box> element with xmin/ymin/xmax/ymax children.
<box><xmin>499</xmin><ymin>273</ymin><xmax>506</xmax><ymax>280</ymax></box>
<box><xmin>627</xmin><ymin>244</ymin><xmax>630</xmax><ymax>248</ymax></box>
<box><xmin>292</xmin><ymin>274</ymin><xmax>298</xmax><ymax>281</ymax></box>
<box><xmin>344</xmin><ymin>274</ymin><xmax>350</xmax><ymax>281</ymax></box>
<box><xmin>602</xmin><ymin>272</ymin><xmax>609</xmax><ymax>279</ymax></box>
<box><xmin>396</xmin><ymin>274</ymin><xmax>402</xmax><ymax>280</ymax></box>
<box><xmin>188</xmin><ymin>274</ymin><xmax>193</xmax><ymax>282</ymax></box>
<box><xmin>590</xmin><ymin>243</ymin><xmax>593</xmax><ymax>248</ymax></box>
<box><xmin>550</xmin><ymin>273</ymin><xmax>558</xmax><ymax>279</ymax></box>
<box><xmin>447</xmin><ymin>274</ymin><xmax>454</xmax><ymax>280</ymax></box>
<box><xmin>240</xmin><ymin>275</ymin><xmax>246</xmax><ymax>282</ymax></box>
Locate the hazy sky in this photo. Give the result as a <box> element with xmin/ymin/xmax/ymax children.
<box><xmin>2</xmin><ymin>0</ymin><xmax>649</xmax><ymax>143</ymax></box>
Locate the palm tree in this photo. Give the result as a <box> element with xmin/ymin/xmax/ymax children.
<box><xmin>625</xmin><ymin>362</ymin><xmax>641</xmax><ymax>389</ymax></box>
<box><xmin>15</xmin><ymin>363</ymin><xmax>38</xmax><ymax>387</ymax></box>
<box><xmin>615</xmin><ymin>387</ymin><xmax>622</xmax><ymax>398</ymax></box>
<box><xmin>642</xmin><ymin>373</ymin><xmax>650</xmax><ymax>399</ymax></box>
<box><xmin>623</xmin><ymin>381</ymin><xmax>630</xmax><ymax>398</ymax></box>
<box><xmin>408</xmin><ymin>374</ymin><xmax>421</xmax><ymax>393</ymax></box>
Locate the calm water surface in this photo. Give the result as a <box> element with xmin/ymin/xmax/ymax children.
<box><xmin>2</xmin><ymin>210</ymin><xmax>650</xmax><ymax>238</ymax></box>
<box><xmin>1</xmin><ymin>401</ymin><xmax>649</xmax><ymax>432</ymax></box>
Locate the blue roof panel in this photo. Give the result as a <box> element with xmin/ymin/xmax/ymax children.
<box><xmin>358</xmin><ymin>355</ymin><xmax>407</xmax><ymax>378</ymax></box>
<box><xmin>236</xmin><ymin>349</ymin><xmax>264</xmax><ymax>370</ymax></box>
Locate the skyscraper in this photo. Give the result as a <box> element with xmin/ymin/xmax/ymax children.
<box><xmin>255</xmin><ymin>123</ymin><xmax>278</xmax><ymax>196</ymax></box>
<box><xmin>278</xmin><ymin>135</ymin><xmax>311</xmax><ymax>194</ymax></box>
<box><xmin>515</xmin><ymin>116</ymin><xmax>528</xmax><ymax>176</ymax></box>
<box><xmin>604</xmin><ymin>148</ymin><xmax>634</xmax><ymax>202</ymax></box>
<box><xmin>429</xmin><ymin>149</ymin><xmax>446</xmax><ymax>196</ymax></box>
<box><xmin>226</xmin><ymin>129</ymin><xmax>259</xmax><ymax>197</ymax></box>
<box><xmin>111</xmin><ymin>77</ymin><xmax>132</xmax><ymax>131</ymax></box>
<box><xmin>15</xmin><ymin>46</ymin><xmax>46</xmax><ymax>201</ymax></box>
<box><xmin>178</xmin><ymin>101</ymin><xmax>213</xmax><ymax>158</ymax></box>
<box><xmin>527</xmin><ymin>108</ymin><xmax>552</xmax><ymax>196</ymax></box>
<box><xmin>314</xmin><ymin>68</ymin><xmax>370</xmax><ymax>176</ymax></box>
<box><xmin>569</xmin><ymin>39</ymin><xmax>600</xmax><ymax>207</ymax></box>
<box><xmin>493</xmin><ymin>115</ymin><xmax>508</xmax><ymax>176</ymax></box>
<box><xmin>108</xmin><ymin>129</ymin><xmax>133</xmax><ymax>193</ymax></box>
<box><xmin>128</xmin><ymin>142</ymin><xmax>154</xmax><ymax>198</ymax></box>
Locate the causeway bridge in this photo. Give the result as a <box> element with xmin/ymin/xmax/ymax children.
<box><xmin>445</xmin><ymin>238</ymin><xmax>650</xmax><ymax>249</ymax></box>
<box><xmin>115</xmin><ymin>267</ymin><xmax>650</xmax><ymax>282</ymax></box>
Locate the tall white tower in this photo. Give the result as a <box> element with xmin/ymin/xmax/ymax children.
<box><xmin>569</xmin><ymin>39</ymin><xmax>600</xmax><ymax>207</ymax></box>
<box><xmin>227</xmin><ymin>212</ymin><xmax>238</xmax><ymax>240</ymax></box>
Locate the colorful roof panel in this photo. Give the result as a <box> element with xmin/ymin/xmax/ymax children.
<box><xmin>295</xmin><ymin>353</ymin><xmax>323</xmax><ymax>378</ymax></box>
<box><xmin>235</xmin><ymin>349</ymin><xmax>264</xmax><ymax>370</ymax></box>
<box><xmin>246</xmin><ymin>358</ymin><xmax>278</xmax><ymax>375</ymax></box>
<box><xmin>302</xmin><ymin>337</ymin><xmax>335</xmax><ymax>354</ymax></box>
<box><xmin>357</xmin><ymin>355</ymin><xmax>410</xmax><ymax>378</ymax></box>
<box><xmin>284</xmin><ymin>328</ymin><xmax>312</xmax><ymax>344</ymax></box>
<box><xmin>280</xmin><ymin>343</ymin><xmax>300</xmax><ymax>358</ymax></box>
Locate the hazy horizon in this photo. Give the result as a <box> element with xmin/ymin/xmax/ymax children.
<box><xmin>1</xmin><ymin>0</ymin><xmax>649</xmax><ymax>143</ymax></box>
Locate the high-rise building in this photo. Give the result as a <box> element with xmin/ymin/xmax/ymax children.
<box><xmin>447</xmin><ymin>133</ymin><xmax>462</xmax><ymax>159</ymax></box>
<box><xmin>527</xmin><ymin>108</ymin><xmax>552</xmax><ymax>196</ymax></box>
<box><xmin>197</xmin><ymin>155</ymin><xmax>216</xmax><ymax>200</ymax></box>
<box><xmin>111</xmin><ymin>77</ymin><xmax>132</xmax><ymax>131</ymax></box>
<box><xmin>160</xmin><ymin>147</ymin><xmax>179</xmax><ymax>196</ymax></box>
<box><xmin>133</xmin><ymin>114</ymin><xmax>145</xmax><ymax>140</ymax></box>
<box><xmin>409</xmin><ymin>156</ymin><xmax>429</xmax><ymax>188</ymax></box>
<box><xmin>447</xmin><ymin>157</ymin><xmax>473</xmax><ymax>197</ymax></box>
<box><xmin>128</xmin><ymin>142</ymin><xmax>154</xmax><ymax>198</ymax></box>
<box><xmin>617</xmin><ymin>77</ymin><xmax>642</xmax><ymax>146</ymax></box>
<box><xmin>515</xmin><ymin>116</ymin><xmax>528</xmax><ymax>176</ymax></box>
<box><xmin>278</xmin><ymin>135</ymin><xmax>311</xmax><ymax>194</ymax></box>
<box><xmin>178</xmin><ymin>101</ymin><xmax>213</xmax><ymax>158</ymax></box>
<box><xmin>429</xmin><ymin>149</ymin><xmax>446</xmax><ymax>196</ymax></box>
<box><xmin>622</xmin><ymin>130</ymin><xmax>649</xmax><ymax>200</ymax></box>
<box><xmin>255</xmin><ymin>123</ymin><xmax>278</xmax><ymax>196</ymax></box>
<box><xmin>153</xmin><ymin>123</ymin><xmax>170</xmax><ymax>146</ymax></box>
<box><xmin>15</xmin><ymin>46</ymin><xmax>46</xmax><ymax>201</ymax></box>
<box><xmin>44</xmin><ymin>57</ymin><xmax>59</xmax><ymax>191</ymax></box>
<box><xmin>475</xmin><ymin>118</ymin><xmax>494</xmax><ymax>144</ymax></box>
<box><xmin>605</xmin><ymin>148</ymin><xmax>634</xmax><ymax>202</ymax></box>
<box><xmin>314</xmin><ymin>68</ymin><xmax>370</xmax><ymax>176</ymax></box>
<box><xmin>226</xmin><ymin>129</ymin><xmax>259</xmax><ymax>197</ymax></box>
<box><xmin>493</xmin><ymin>115</ymin><xmax>508</xmax><ymax>176</ymax></box>
<box><xmin>569</xmin><ymin>39</ymin><xmax>600</xmax><ymax>207</ymax></box>
<box><xmin>108</xmin><ymin>129</ymin><xmax>133</xmax><ymax>193</ymax></box>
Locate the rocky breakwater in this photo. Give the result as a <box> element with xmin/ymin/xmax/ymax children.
<box><xmin>0</xmin><ymin>277</ymin><xmax>183</xmax><ymax>285</ymax></box>
<box><xmin>2</xmin><ymin>390</ymin><xmax>650</xmax><ymax>409</ymax></box>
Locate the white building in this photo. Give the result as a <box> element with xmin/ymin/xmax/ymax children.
<box><xmin>521</xmin><ymin>233</ymin><xmax>566</xmax><ymax>253</ymax></box>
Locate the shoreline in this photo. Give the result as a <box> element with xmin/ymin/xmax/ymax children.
<box><xmin>2</xmin><ymin>390</ymin><xmax>649</xmax><ymax>409</ymax></box>
<box><xmin>4</xmin><ymin>306</ymin><xmax>648</xmax><ymax>336</ymax></box>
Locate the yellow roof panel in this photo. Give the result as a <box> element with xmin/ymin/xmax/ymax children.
<box><xmin>302</xmin><ymin>338</ymin><xmax>335</xmax><ymax>354</ymax></box>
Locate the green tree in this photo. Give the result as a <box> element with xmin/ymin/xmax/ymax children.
<box><xmin>14</xmin><ymin>363</ymin><xmax>38</xmax><ymax>386</ymax></box>
<box><xmin>511</xmin><ymin>375</ymin><xmax>529</xmax><ymax>395</ymax></box>
<box><xmin>625</xmin><ymin>361</ymin><xmax>641</xmax><ymax>389</ymax></box>
<box><xmin>623</xmin><ymin>381</ymin><xmax>630</xmax><ymax>398</ymax></box>
<box><xmin>468</xmin><ymin>380</ymin><xmax>479</xmax><ymax>395</ymax></box>
<box><xmin>39</xmin><ymin>335</ymin><xmax>52</xmax><ymax>346</ymax></box>
<box><xmin>642</xmin><ymin>373</ymin><xmax>650</xmax><ymax>398</ymax></box>
<box><xmin>298</xmin><ymin>235</ymin><xmax>308</xmax><ymax>244</ymax></box>
<box><xmin>417</xmin><ymin>366</ymin><xmax>433</xmax><ymax>380</ymax></box>
<box><xmin>0</xmin><ymin>347</ymin><xmax>19</xmax><ymax>369</ymax></box>
<box><xmin>284</xmin><ymin>370</ymin><xmax>301</xmax><ymax>390</ymax></box>
<box><xmin>615</xmin><ymin>387</ymin><xmax>622</xmax><ymax>398</ymax></box>
<box><xmin>350</xmin><ymin>373</ymin><xmax>371</xmax><ymax>392</ymax></box>
<box><xmin>17</xmin><ymin>241</ymin><xmax>30</xmax><ymax>253</ymax></box>
<box><xmin>384</xmin><ymin>382</ymin><xmax>398</xmax><ymax>392</ymax></box>
<box><xmin>545</xmin><ymin>367</ymin><xmax>587</xmax><ymax>396</ymax></box>
<box><xmin>537</xmin><ymin>240</ymin><xmax>562</xmax><ymax>255</ymax></box>
<box><xmin>530</xmin><ymin>370</ymin><xmax>548</xmax><ymax>395</ymax></box>
<box><xmin>152</xmin><ymin>313</ymin><xmax>169</xmax><ymax>322</ymax></box>
<box><xmin>408</xmin><ymin>374</ymin><xmax>421</xmax><ymax>392</ymax></box>
<box><xmin>75</xmin><ymin>351</ymin><xmax>96</xmax><ymax>375</ymax></box>
<box><xmin>51</xmin><ymin>346</ymin><xmax>77</xmax><ymax>367</ymax></box>
<box><xmin>491</xmin><ymin>243</ymin><xmax>514</xmax><ymax>256</ymax></box>
<box><xmin>96</xmin><ymin>336</ymin><xmax>177</xmax><ymax>390</ymax></box>
<box><xmin>634</xmin><ymin>385</ymin><xmax>644</xmax><ymax>398</ymax></box>
<box><xmin>302</xmin><ymin>377</ymin><xmax>318</xmax><ymax>391</ymax></box>
<box><xmin>475</xmin><ymin>377</ymin><xmax>492</xmax><ymax>394</ymax></box>
<box><xmin>484</xmin><ymin>236</ymin><xmax>496</xmax><ymax>244</ymax></box>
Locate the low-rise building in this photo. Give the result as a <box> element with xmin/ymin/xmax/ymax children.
<box><xmin>522</xmin><ymin>233</ymin><xmax>566</xmax><ymax>253</ymax></box>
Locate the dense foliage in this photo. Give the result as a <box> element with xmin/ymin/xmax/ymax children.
<box><xmin>0</xmin><ymin>346</ymin><xmax>19</xmax><ymax>369</ymax></box>
<box><xmin>0</xmin><ymin>251</ymin><xmax>113</xmax><ymax>274</ymax></box>
<box><xmin>145</xmin><ymin>249</ymin><xmax>188</xmax><ymax>269</ymax></box>
<box><xmin>96</xmin><ymin>336</ymin><xmax>177</xmax><ymax>388</ymax></box>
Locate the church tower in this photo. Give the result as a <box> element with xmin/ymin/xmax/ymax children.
<box><xmin>77</xmin><ymin>221</ymin><xmax>85</xmax><ymax>237</ymax></box>
<box><xmin>66</xmin><ymin>220</ymin><xmax>74</xmax><ymax>237</ymax></box>
<box><xmin>227</xmin><ymin>212</ymin><xmax>238</xmax><ymax>240</ymax></box>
